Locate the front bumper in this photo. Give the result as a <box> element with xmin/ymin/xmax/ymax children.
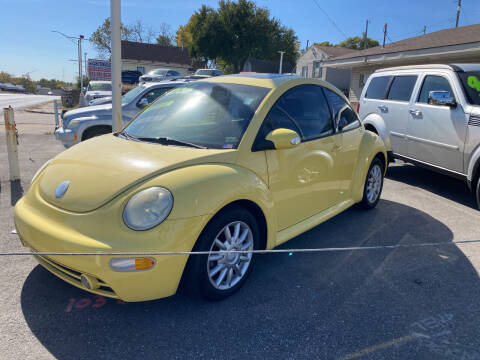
<box><xmin>54</xmin><ymin>127</ymin><xmax>77</xmax><ymax>148</ymax></box>
<box><xmin>14</xmin><ymin>194</ymin><xmax>209</xmax><ymax>302</ymax></box>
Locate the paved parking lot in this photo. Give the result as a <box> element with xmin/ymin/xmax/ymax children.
<box><xmin>0</xmin><ymin>94</ymin><xmax>60</xmax><ymax>115</ymax></box>
<box><xmin>1</xmin><ymin>104</ymin><xmax>480</xmax><ymax>359</ymax></box>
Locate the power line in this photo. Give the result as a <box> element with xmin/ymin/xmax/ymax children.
<box><xmin>311</xmin><ymin>0</ymin><xmax>348</xmax><ymax>40</ymax></box>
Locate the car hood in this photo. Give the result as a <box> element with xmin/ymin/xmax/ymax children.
<box><xmin>64</xmin><ymin>104</ymin><xmax>113</xmax><ymax>119</ymax></box>
<box><xmin>37</xmin><ymin>134</ymin><xmax>237</xmax><ymax>213</ymax></box>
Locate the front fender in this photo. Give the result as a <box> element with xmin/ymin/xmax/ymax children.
<box><xmin>362</xmin><ymin>113</ymin><xmax>391</xmax><ymax>151</ymax></box>
<box><xmin>351</xmin><ymin>131</ymin><xmax>388</xmax><ymax>203</ymax></box>
<box><xmin>467</xmin><ymin>143</ymin><xmax>480</xmax><ymax>184</ymax></box>
<box><xmin>127</xmin><ymin>164</ymin><xmax>277</xmax><ymax>249</ymax></box>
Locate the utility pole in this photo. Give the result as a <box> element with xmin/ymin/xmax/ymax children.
<box><xmin>78</xmin><ymin>35</ymin><xmax>84</xmax><ymax>90</ymax></box>
<box><xmin>111</xmin><ymin>0</ymin><xmax>122</xmax><ymax>132</ymax></box>
<box><xmin>383</xmin><ymin>23</ymin><xmax>387</xmax><ymax>47</ymax></box>
<box><xmin>455</xmin><ymin>0</ymin><xmax>462</xmax><ymax>27</ymax></box>
<box><xmin>84</xmin><ymin>52</ymin><xmax>88</xmax><ymax>79</ymax></box>
<box><xmin>363</xmin><ymin>20</ymin><xmax>370</xmax><ymax>50</ymax></box>
<box><xmin>423</xmin><ymin>25</ymin><xmax>426</xmax><ymax>35</ymax></box>
<box><xmin>278</xmin><ymin>51</ymin><xmax>285</xmax><ymax>74</ymax></box>
<box><xmin>306</xmin><ymin>40</ymin><xmax>309</xmax><ymax>51</ymax></box>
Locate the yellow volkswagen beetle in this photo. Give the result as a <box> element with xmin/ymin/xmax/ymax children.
<box><xmin>14</xmin><ymin>74</ymin><xmax>386</xmax><ymax>301</ymax></box>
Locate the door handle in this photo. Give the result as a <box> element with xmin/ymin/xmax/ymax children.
<box><xmin>409</xmin><ymin>109</ymin><xmax>422</xmax><ymax>117</ymax></box>
<box><xmin>378</xmin><ymin>105</ymin><xmax>388</xmax><ymax>112</ymax></box>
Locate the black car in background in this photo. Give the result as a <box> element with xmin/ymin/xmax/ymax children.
<box><xmin>121</xmin><ymin>70</ymin><xmax>143</xmax><ymax>84</ymax></box>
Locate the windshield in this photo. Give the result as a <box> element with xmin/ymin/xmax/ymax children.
<box><xmin>123</xmin><ymin>82</ymin><xmax>270</xmax><ymax>149</ymax></box>
<box><xmin>458</xmin><ymin>72</ymin><xmax>480</xmax><ymax>106</ymax></box>
<box><xmin>148</xmin><ymin>69</ymin><xmax>167</xmax><ymax>76</ymax></box>
<box><xmin>87</xmin><ymin>83</ymin><xmax>111</xmax><ymax>91</ymax></box>
<box><xmin>122</xmin><ymin>85</ymin><xmax>145</xmax><ymax>105</ymax></box>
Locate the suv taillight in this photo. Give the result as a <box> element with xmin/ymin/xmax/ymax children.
<box><xmin>356</xmin><ymin>103</ymin><xmax>360</xmax><ymax>113</ymax></box>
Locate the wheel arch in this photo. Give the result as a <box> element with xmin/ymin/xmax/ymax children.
<box><xmin>362</xmin><ymin>113</ymin><xmax>391</xmax><ymax>151</ymax></box>
<box><xmin>81</xmin><ymin>124</ymin><xmax>112</xmax><ymax>141</ymax></box>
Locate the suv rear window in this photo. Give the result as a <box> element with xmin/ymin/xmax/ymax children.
<box><xmin>387</xmin><ymin>76</ymin><xmax>418</xmax><ymax>102</ymax></box>
<box><xmin>365</xmin><ymin>76</ymin><xmax>392</xmax><ymax>99</ymax></box>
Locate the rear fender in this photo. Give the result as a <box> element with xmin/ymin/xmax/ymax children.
<box><xmin>362</xmin><ymin>113</ymin><xmax>391</xmax><ymax>151</ymax></box>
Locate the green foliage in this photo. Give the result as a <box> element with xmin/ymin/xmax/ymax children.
<box><xmin>0</xmin><ymin>71</ymin><xmax>71</xmax><ymax>93</ymax></box>
<box><xmin>313</xmin><ymin>41</ymin><xmax>333</xmax><ymax>47</ymax></box>
<box><xmin>177</xmin><ymin>0</ymin><xmax>299</xmax><ymax>73</ymax></box>
<box><xmin>336</xmin><ymin>36</ymin><xmax>379</xmax><ymax>50</ymax></box>
<box><xmin>156</xmin><ymin>35</ymin><xmax>173</xmax><ymax>47</ymax></box>
<box><xmin>90</xmin><ymin>18</ymin><xmax>135</xmax><ymax>59</ymax></box>
<box><xmin>75</xmin><ymin>75</ymin><xmax>90</xmax><ymax>89</ymax></box>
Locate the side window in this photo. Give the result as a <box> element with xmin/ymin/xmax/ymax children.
<box><xmin>323</xmin><ymin>88</ymin><xmax>360</xmax><ymax>132</ymax></box>
<box><xmin>254</xmin><ymin>85</ymin><xmax>333</xmax><ymax>150</ymax></box>
<box><xmin>141</xmin><ymin>87</ymin><xmax>171</xmax><ymax>104</ymax></box>
<box><xmin>387</xmin><ymin>75</ymin><xmax>418</xmax><ymax>102</ymax></box>
<box><xmin>418</xmin><ymin>75</ymin><xmax>454</xmax><ymax>104</ymax></box>
<box><xmin>365</xmin><ymin>76</ymin><xmax>392</xmax><ymax>99</ymax></box>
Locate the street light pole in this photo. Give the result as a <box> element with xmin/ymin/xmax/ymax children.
<box><xmin>278</xmin><ymin>51</ymin><xmax>285</xmax><ymax>74</ymax></box>
<box><xmin>78</xmin><ymin>35</ymin><xmax>84</xmax><ymax>90</ymax></box>
<box><xmin>111</xmin><ymin>0</ymin><xmax>122</xmax><ymax>133</ymax></box>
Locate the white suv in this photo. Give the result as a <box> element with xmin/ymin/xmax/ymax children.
<box><xmin>358</xmin><ymin>64</ymin><xmax>480</xmax><ymax>208</ymax></box>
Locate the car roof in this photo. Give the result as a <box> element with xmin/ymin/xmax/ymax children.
<box><xmin>143</xmin><ymin>80</ymin><xmax>187</xmax><ymax>88</ymax></box>
<box><xmin>374</xmin><ymin>63</ymin><xmax>480</xmax><ymax>74</ymax></box>
<box><xmin>200</xmin><ymin>73</ymin><xmax>302</xmax><ymax>89</ymax></box>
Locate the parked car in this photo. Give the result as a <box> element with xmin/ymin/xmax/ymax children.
<box><xmin>358</xmin><ymin>64</ymin><xmax>480</xmax><ymax>208</ymax></box>
<box><xmin>84</xmin><ymin>81</ymin><xmax>112</xmax><ymax>103</ymax></box>
<box><xmin>122</xmin><ymin>70</ymin><xmax>142</xmax><ymax>84</ymax></box>
<box><xmin>187</xmin><ymin>68</ymin><xmax>223</xmax><ymax>80</ymax></box>
<box><xmin>17</xmin><ymin>74</ymin><xmax>387</xmax><ymax>302</ymax></box>
<box><xmin>139</xmin><ymin>69</ymin><xmax>182</xmax><ymax>83</ymax></box>
<box><xmin>55</xmin><ymin>80</ymin><xmax>184</xmax><ymax>147</ymax></box>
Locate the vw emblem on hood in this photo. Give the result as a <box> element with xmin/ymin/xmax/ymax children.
<box><xmin>55</xmin><ymin>181</ymin><xmax>70</xmax><ymax>198</ymax></box>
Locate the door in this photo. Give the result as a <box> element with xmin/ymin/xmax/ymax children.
<box><xmin>255</xmin><ymin>84</ymin><xmax>342</xmax><ymax>230</ymax></box>
<box><xmin>407</xmin><ymin>74</ymin><xmax>466</xmax><ymax>172</ymax></box>
<box><xmin>323</xmin><ymin>88</ymin><xmax>363</xmax><ymax>196</ymax></box>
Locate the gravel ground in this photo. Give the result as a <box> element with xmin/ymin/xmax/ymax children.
<box><xmin>1</xmin><ymin>104</ymin><xmax>480</xmax><ymax>359</ymax></box>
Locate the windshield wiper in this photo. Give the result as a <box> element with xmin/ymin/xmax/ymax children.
<box><xmin>118</xmin><ymin>131</ymin><xmax>139</xmax><ymax>141</ymax></box>
<box><xmin>137</xmin><ymin>136</ymin><xmax>206</xmax><ymax>149</ymax></box>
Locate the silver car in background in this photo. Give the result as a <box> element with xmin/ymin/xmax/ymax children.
<box><xmin>84</xmin><ymin>81</ymin><xmax>112</xmax><ymax>103</ymax></box>
<box><xmin>55</xmin><ymin>80</ymin><xmax>185</xmax><ymax>148</ymax></box>
<box><xmin>139</xmin><ymin>69</ymin><xmax>182</xmax><ymax>83</ymax></box>
<box><xmin>358</xmin><ymin>64</ymin><xmax>480</xmax><ymax>208</ymax></box>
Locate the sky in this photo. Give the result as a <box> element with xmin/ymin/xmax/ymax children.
<box><xmin>0</xmin><ymin>0</ymin><xmax>479</xmax><ymax>82</ymax></box>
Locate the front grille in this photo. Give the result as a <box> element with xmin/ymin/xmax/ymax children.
<box><xmin>469</xmin><ymin>115</ymin><xmax>480</xmax><ymax>127</ymax></box>
<box><xmin>33</xmin><ymin>251</ymin><xmax>118</xmax><ymax>298</ymax></box>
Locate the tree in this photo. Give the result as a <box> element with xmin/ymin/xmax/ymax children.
<box><xmin>90</xmin><ymin>18</ymin><xmax>133</xmax><ymax>59</ymax></box>
<box><xmin>177</xmin><ymin>0</ymin><xmax>299</xmax><ymax>73</ymax></box>
<box><xmin>313</xmin><ymin>41</ymin><xmax>333</xmax><ymax>47</ymax></box>
<box><xmin>130</xmin><ymin>20</ymin><xmax>156</xmax><ymax>43</ymax></box>
<box><xmin>336</xmin><ymin>36</ymin><xmax>379</xmax><ymax>50</ymax></box>
<box><xmin>156</xmin><ymin>23</ymin><xmax>174</xmax><ymax>47</ymax></box>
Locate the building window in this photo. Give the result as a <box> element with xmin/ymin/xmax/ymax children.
<box><xmin>301</xmin><ymin>66</ymin><xmax>309</xmax><ymax>78</ymax></box>
<box><xmin>313</xmin><ymin>62</ymin><xmax>322</xmax><ymax>78</ymax></box>
<box><xmin>137</xmin><ymin>66</ymin><xmax>145</xmax><ymax>74</ymax></box>
<box><xmin>359</xmin><ymin>74</ymin><xmax>366</xmax><ymax>88</ymax></box>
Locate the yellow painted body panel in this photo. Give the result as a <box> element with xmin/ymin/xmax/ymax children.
<box><xmin>14</xmin><ymin>75</ymin><xmax>387</xmax><ymax>301</ymax></box>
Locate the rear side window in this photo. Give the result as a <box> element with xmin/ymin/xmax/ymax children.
<box><xmin>365</xmin><ymin>76</ymin><xmax>392</xmax><ymax>99</ymax></box>
<box><xmin>323</xmin><ymin>88</ymin><xmax>360</xmax><ymax>131</ymax></box>
<box><xmin>387</xmin><ymin>76</ymin><xmax>418</xmax><ymax>102</ymax></box>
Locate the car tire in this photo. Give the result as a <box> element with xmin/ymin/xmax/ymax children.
<box><xmin>359</xmin><ymin>157</ymin><xmax>384</xmax><ymax>209</ymax></box>
<box><xmin>82</xmin><ymin>126</ymin><xmax>112</xmax><ymax>141</ymax></box>
<box><xmin>186</xmin><ymin>206</ymin><xmax>259</xmax><ymax>301</ymax></box>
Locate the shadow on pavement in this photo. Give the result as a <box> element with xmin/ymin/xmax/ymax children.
<box><xmin>386</xmin><ymin>162</ymin><xmax>476</xmax><ymax>209</ymax></box>
<box><xmin>21</xmin><ymin>200</ymin><xmax>480</xmax><ymax>360</ymax></box>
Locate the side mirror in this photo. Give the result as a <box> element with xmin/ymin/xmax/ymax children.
<box><xmin>428</xmin><ymin>91</ymin><xmax>456</xmax><ymax>108</ymax></box>
<box><xmin>137</xmin><ymin>97</ymin><xmax>149</xmax><ymax>108</ymax></box>
<box><xmin>265</xmin><ymin>128</ymin><xmax>301</xmax><ymax>150</ymax></box>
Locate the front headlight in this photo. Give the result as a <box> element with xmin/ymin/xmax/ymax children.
<box><xmin>66</xmin><ymin>119</ymin><xmax>82</xmax><ymax>129</ymax></box>
<box><xmin>123</xmin><ymin>187</ymin><xmax>173</xmax><ymax>230</ymax></box>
